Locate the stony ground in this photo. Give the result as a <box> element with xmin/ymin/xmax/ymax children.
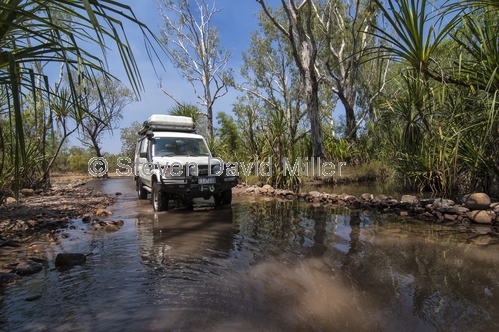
<box><xmin>0</xmin><ymin>179</ymin><xmax>119</xmax><ymax>286</ymax></box>
<box><xmin>0</xmin><ymin>179</ymin><xmax>117</xmax><ymax>240</ymax></box>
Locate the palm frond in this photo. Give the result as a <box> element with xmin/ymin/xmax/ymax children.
<box><xmin>0</xmin><ymin>0</ymin><xmax>166</xmax><ymax>194</ymax></box>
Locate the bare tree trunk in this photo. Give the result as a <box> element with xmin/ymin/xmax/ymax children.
<box><xmin>41</xmin><ymin>126</ymin><xmax>79</xmax><ymax>186</ymax></box>
<box><xmin>257</xmin><ymin>0</ymin><xmax>326</xmax><ymax>158</ymax></box>
<box><xmin>345</xmin><ymin>104</ymin><xmax>357</xmax><ymax>141</ymax></box>
<box><xmin>338</xmin><ymin>90</ymin><xmax>358</xmax><ymax>142</ymax></box>
<box><xmin>89</xmin><ymin>131</ymin><xmax>108</xmax><ymax>178</ymax></box>
<box><xmin>305</xmin><ymin>70</ymin><xmax>326</xmax><ymax>157</ymax></box>
<box><xmin>159</xmin><ymin>0</ymin><xmax>231</xmax><ymax>142</ymax></box>
<box><xmin>207</xmin><ymin>104</ymin><xmax>214</xmax><ymax>140</ymax></box>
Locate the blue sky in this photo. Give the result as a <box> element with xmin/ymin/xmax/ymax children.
<box><xmin>74</xmin><ymin>0</ymin><xmax>266</xmax><ymax>155</ymax></box>
<box><xmin>67</xmin><ymin>0</ymin><xmax>456</xmax><ymax>155</ymax></box>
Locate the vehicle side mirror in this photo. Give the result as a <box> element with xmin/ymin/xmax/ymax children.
<box><xmin>146</xmin><ymin>130</ymin><xmax>154</xmax><ymax>140</ymax></box>
<box><xmin>139</xmin><ymin>152</ymin><xmax>148</xmax><ymax>158</ymax></box>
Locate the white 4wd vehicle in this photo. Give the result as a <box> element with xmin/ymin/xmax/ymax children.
<box><xmin>134</xmin><ymin>115</ymin><xmax>238</xmax><ymax>211</ymax></box>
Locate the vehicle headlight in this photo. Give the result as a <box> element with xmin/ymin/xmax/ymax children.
<box><xmin>212</xmin><ymin>164</ymin><xmax>221</xmax><ymax>174</ymax></box>
<box><xmin>189</xmin><ymin>164</ymin><xmax>198</xmax><ymax>176</ymax></box>
<box><xmin>159</xmin><ymin>165</ymin><xmax>171</xmax><ymax>177</ymax></box>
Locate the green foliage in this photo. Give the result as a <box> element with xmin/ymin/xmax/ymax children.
<box><xmin>369</xmin><ymin>0</ymin><xmax>499</xmax><ymax>195</ymax></box>
<box><xmin>453</xmin><ymin>11</ymin><xmax>499</xmax><ymax>92</ymax></box>
<box><xmin>74</xmin><ymin>73</ymin><xmax>133</xmax><ymax>160</ymax></box>
<box><xmin>371</xmin><ymin>0</ymin><xmax>459</xmax><ymax>73</ymax></box>
<box><xmin>67</xmin><ymin>147</ymin><xmax>94</xmax><ymax>174</ymax></box>
<box><xmin>0</xmin><ymin>0</ymin><xmax>164</xmax><ymax>196</ymax></box>
<box><xmin>324</xmin><ymin>137</ymin><xmax>355</xmax><ymax>163</ymax></box>
<box><xmin>168</xmin><ymin>103</ymin><xmax>201</xmax><ymax>122</ymax></box>
<box><xmin>210</xmin><ymin>0</ymin><xmax>499</xmax><ymax>195</ymax></box>
<box><xmin>4</xmin><ymin>0</ymin><xmax>498</xmax><ymax>199</ymax></box>
<box><xmin>216</xmin><ymin>112</ymin><xmax>239</xmax><ymax>154</ymax></box>
<box><xmin>168</xmin><ymin>103</ymin><xmax>208</xmax><ymax>136</ymax></box>
<box><xmin>120</xmin><ymin>121</ymin><xmax>142</xmax><ymax>161</ymax></box>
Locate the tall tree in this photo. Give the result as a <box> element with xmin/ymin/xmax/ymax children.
<box><xmin>237</xmin><ymin>13</ymin><xmax>309</xmax><ymax>162</ymax></box>
<box><xmin>76</xmin><ymin>74</ymin><xmax>134</xmax><ymax>176</ymax></box>
<box><xmin>256</xmin><ymin>0</ymin><xmax>326</xmax><ymax>158</ymax></box>
<box><xmin>158</xmin><ymin>0</ymin><xmax>233</xmax><ymax>140</ymax></box>
<box><xmin>313</xmin><ymin>0</ymin><xmax>387</xmax><ymax>141</ymax></box>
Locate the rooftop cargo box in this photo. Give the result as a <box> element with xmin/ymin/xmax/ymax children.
<box><xmin>139</xmin><ymin>114</ymin><xmax>195</xmax><ymax>135</ymax></box>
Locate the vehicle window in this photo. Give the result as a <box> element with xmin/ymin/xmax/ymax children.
<box><xmin>153</xmin><ymin>137</ymin><xmax>210</xmax><ymax>157</ymax></box>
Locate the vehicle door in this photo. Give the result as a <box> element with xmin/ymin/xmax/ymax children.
<box><xmin>135</xmin><ymin>138</ymin><xmax>152</xmax><ymax>187</ymax></box>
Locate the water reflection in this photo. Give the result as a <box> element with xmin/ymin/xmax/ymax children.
<box><xmin>136</xmin><ymin>207</ymin><xmax>235</xmax><ymax>265</ymax></box>
<box><xmin>0</xmin><ymin>179</ymin><xmax>497</xmax><ymax>331</ymax></box>
<box><xmin>230</xmin><ymin>199</ymin><xmax>499</xmax><ymax>331</ymax></box>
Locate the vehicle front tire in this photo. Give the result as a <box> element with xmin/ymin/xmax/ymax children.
<box><xmin>137</xmin><ymin>179</ymin><xmax>148</xmax><ymax>199</ymax></box>
<box><xmin>152</xmin><ymin>183</ymin><xmax>169</xmax><ymax>212</ymax></box>
<box><xmin>214</xmin><ymin>194</ymin><xmax>223</xmax><ymax>207</ymax></box>
<box><xmin>222</xmin><ymin>188</ymin><xmax>232</xmax><ymax>205</ymax></box>
<box><xmin>215</xmin><ymin>189</ymin><xmax>232</xmax><ymax>206</ymax></box>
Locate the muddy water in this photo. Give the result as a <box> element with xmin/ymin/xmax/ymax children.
<box><xmin>1</xmin><ymin>178</ymin><xmax>498</xmax><ymax>331</ymax></box>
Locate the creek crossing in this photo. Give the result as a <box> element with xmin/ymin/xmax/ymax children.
<box><xmin>1</xmin><ymin>178</ymin><xmax>498</xmax><ymax>331</ymax></box>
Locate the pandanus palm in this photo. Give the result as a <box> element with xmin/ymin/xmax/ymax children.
<box><xmin>371</xmin><ymin>0</ymin><xmax>459</xmax><ymax>79</ymax></box>
<box><xmin>372</xmin><ymin>0</ymin><xmax>499</xmax><ymax>193</ymax></box>
<box><xmin>0</xmin><ymin>0</ymin><xmax>164</xmax><ymax>195</ymax></box>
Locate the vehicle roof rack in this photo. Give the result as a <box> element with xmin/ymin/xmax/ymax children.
<box><xmin>138</xmin><ymin>114</ymin><xmax>196</xmax><ymax>135</ymax></box>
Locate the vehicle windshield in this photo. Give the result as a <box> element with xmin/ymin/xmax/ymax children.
<box><xmin>153</xmin><ymin>137</ymin><xmax>210</xmax><ymax>157</ymax></box>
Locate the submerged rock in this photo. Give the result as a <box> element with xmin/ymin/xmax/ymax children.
<box><xmin>471</xmin><ymin>225</ymin><xmax>491</xmax><ymax>235</ymax></box>
<box><xmin>25</xmin><ymin>295</ymin><xmax>42</xmax><ymax>301</ymax></box>
<box><xmin>0</xmin><ymin>272</ymin><xmax>21</xmax><ymax>286</ymax></box>
<box><xmin>95</xmin><ymin>209</ymin><xmax>113</xmax><ymax>217</ymax></box>
<box><xmin>92</xmin><ymin>219</ymin><xmax>124</xmax><ymax>231</ymax></box>
<box><xmin>13</xmin><ymin>260</ymin><xmax>43</xmax><ymax>276</ymax></box>
<box><xmin>54</xmin><ymin>253</ymin><xmax>86</xmax><ymax>267</ymax></box>
<box><xmin>81</xmin><ymin>215</ymin><xmax>92</xmax><ymax>223</ymax></box>
<box><xmin>469</xmin><ymin>235</ymin><xmax>497</xmax><ymax>246</ymax></box>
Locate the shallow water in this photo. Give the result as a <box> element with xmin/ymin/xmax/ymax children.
<box><xmin>298</xmin><ymin>179</ymin><xmax>436</xmax><ymax>200</ymax></box>
<box><xmin>1</xmin><ymin>178</ymin><xmax>498</xmax><ymax>331</ymax></box>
